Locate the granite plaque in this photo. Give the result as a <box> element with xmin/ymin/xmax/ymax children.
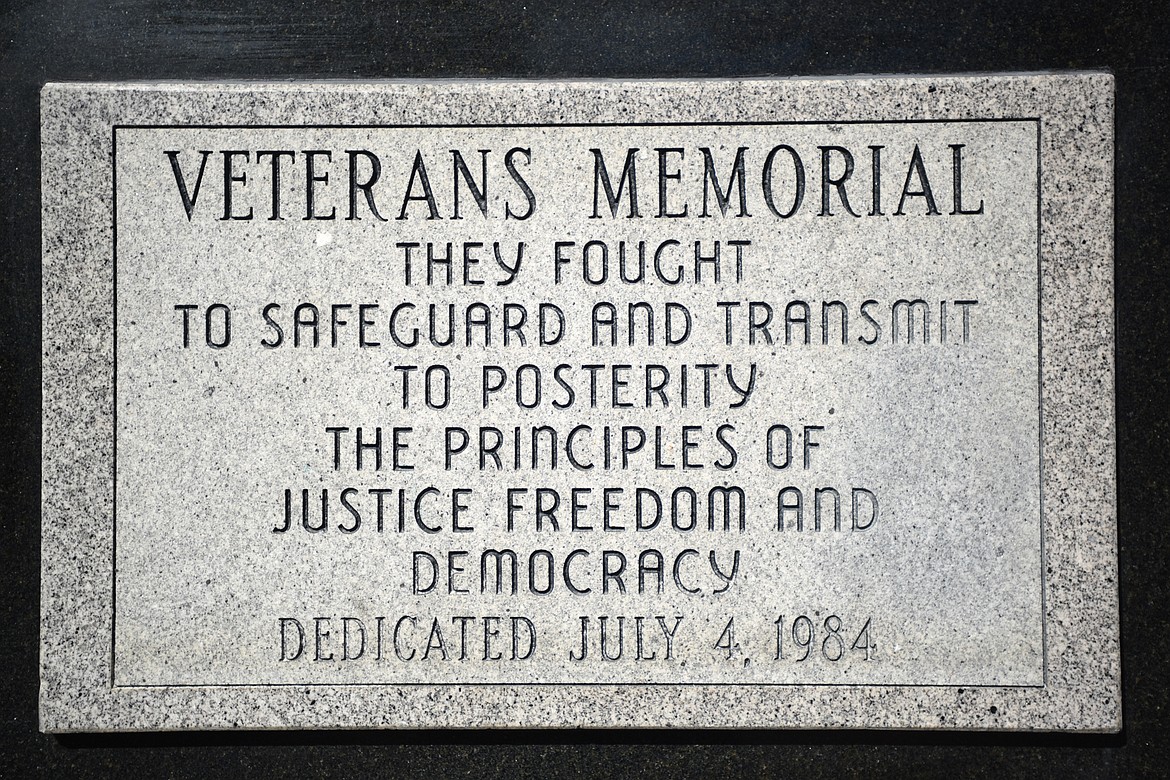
<box><xmin>40</xmin><ymin>75</ymin><xmax>1118</xmax><ymax>731</ymax></box>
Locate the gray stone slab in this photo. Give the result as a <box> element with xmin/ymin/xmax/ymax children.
<box><xmin>40</xmin><ymin>75</ymin><xmax>1118</xmax><ymax>732</ymax></box>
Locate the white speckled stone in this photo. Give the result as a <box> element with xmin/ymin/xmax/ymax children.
<box><xmin>40</xmin><ymin>75</ymin><xmax>1117</xmax><ymax>732</ymax></box>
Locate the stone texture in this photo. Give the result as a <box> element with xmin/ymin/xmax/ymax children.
<box><xmin>40</xmin><ymin>74</ymin><xmax>1117</xmax><ymax>731</ymax></box>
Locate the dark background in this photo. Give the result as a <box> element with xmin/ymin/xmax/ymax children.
<box><xmin>2</xmin><ymin>1</ymin><xmax>1166</xmax><ymax>777</ymax></box>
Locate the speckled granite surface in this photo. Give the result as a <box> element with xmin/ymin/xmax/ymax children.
<box><xmin>40</xmin><ymin>75</ymin><xmax>1116</xmax><ymax>732</ymax></box>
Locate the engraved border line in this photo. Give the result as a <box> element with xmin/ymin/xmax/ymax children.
<box><xmin>109</xmin><ymin>118</ymin><xmax>1045</xmax><ymax>690</ymax></box>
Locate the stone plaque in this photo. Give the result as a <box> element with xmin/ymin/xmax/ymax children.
<box><xmin>40</xmin><ymin>75</ymin><xmax>1118</xmax><ymax>731</ymax></box>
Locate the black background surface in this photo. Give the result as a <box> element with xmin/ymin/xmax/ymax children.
<box><xmin>2</xmin><ymin>1</ymin><xmax>1166</xmax><ymax>777</ymax></box>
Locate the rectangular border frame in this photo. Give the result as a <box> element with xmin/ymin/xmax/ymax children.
<box><xmin>41</xmin><ymin>75</ymin><xmax>1117</xmax><ymax>731</ymax></box>
<box><xmin>109</xmin><ymin>118</ymin><xmax>1046</xmax><ymax>691</ymax></box>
